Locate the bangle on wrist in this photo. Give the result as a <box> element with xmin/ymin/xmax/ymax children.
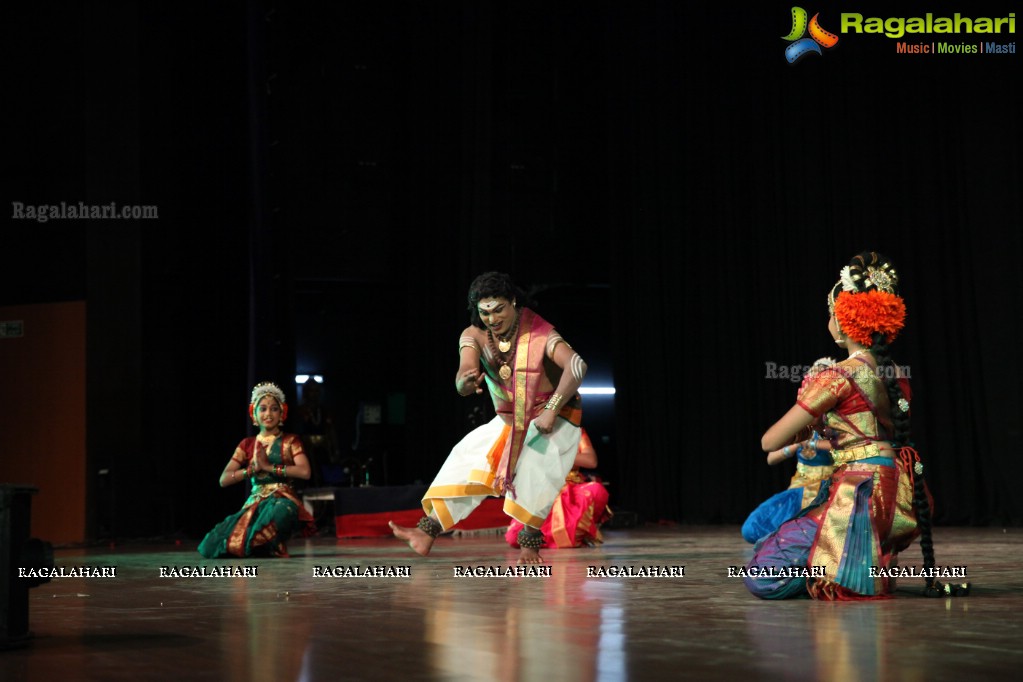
<box><xmin>545</xmin><ymin>393</ymin><xmax>564</xmax><ymax>411</ymax></box>
<box><xmin>783</xmin><ymin>445</ymin><xmax>793</xmax><ymax>459</ymax></box>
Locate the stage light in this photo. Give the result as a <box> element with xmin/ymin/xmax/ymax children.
<box><xmin>578</xmin><ymin>386</ymin><xmax>615</xmax><ymax>396</ymax></box>
<box><xmin>295</xmin><ymin>375</ymin><xmax>324</xmax><ymax>384</ymax></box>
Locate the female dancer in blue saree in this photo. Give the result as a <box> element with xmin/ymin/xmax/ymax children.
<box><xmin>747</xmin><ymin>252</ymin><xmax>966</xmax><ymax>600</ymax></box>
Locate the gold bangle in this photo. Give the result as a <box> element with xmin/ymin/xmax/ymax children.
<box><xmin>545</xmin><ymin>393</ymin><xmax>564</xmax><ymax>411</ymax></box>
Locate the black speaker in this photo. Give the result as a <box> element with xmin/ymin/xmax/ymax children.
<box><xmin>1</xmin><ymin>485</ymin><xmax>53</xmax><ymax>649</ymax></box>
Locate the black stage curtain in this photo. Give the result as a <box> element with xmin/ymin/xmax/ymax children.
<box><xmin>602</xmin><ymin>3</ymin><xmax>1023</xmax><ymax>525</ymax></box>
<box><xmin>7</xmin><ymin>1</ymin><xmax>1021</xmax><ymax>539</ymax></box>
<box><xmin>255</xmin><ymin>1</ymin><xmax>1023</xmax><ymax>526</ymax></box>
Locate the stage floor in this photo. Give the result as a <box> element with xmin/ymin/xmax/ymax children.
<box><xmin>3</xmin><ymin>526</ymin><xmax>1021</xmax><ymax>681</ymax></box>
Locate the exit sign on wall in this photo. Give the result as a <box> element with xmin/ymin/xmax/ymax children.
<box><xmin>0</xmin><ymin>320</ymin><xmax>24</xmax><ymax>338</ymax></box>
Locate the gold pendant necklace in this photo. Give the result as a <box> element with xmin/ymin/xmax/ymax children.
<box><xmin>494</xmin><ymin>313</ymin><xmax>520</xmax><ymax>372</ymax></box>
<box><xmin>488</xmin><ymin>317</ymin><xmax>519</xmax><ymax>383</ymax></box>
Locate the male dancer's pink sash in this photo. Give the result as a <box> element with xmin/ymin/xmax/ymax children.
<box><xmin>487</xmin><ymin>308</ymin><xmax>556</xmax><ymax>497</ymax></box>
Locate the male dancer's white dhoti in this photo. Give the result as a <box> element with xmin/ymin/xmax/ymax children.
<box><xmin>423</xmin><ymin>416</ymin><xmax>581</xmax><ymax>529</ymax></box>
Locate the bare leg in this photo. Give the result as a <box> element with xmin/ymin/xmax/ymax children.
<box><xmin>389</xmin><ymin>519</ymin><xmax>437</xmax><ymax>557</ymax></box>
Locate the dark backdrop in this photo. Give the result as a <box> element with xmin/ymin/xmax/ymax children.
<box><xmin>5</xmin><ymin>0</ymin><xmax>1021</xmax><ymax>541</ymax></box>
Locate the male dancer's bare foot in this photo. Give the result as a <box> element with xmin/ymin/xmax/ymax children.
<box><xmin>389</xmin><ymin>521</ymin><xmax>435</xmax><ymax>556</ymax></box>
<box><xmin>517</xmin><ymin>547</ymin><xmax>544</xmax><ymax>565</ymax></box>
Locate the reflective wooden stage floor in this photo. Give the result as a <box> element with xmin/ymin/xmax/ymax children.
<box><xmin>3</xmin><ymin>526</ymin><xmax>1021</xmax><ymax>681</ymax></box>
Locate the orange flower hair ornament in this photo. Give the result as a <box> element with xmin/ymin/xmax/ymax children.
<box><xmin>833</xmin><ymin>290</ymin><xmax>906</xmax><ymax>347</ymax></box>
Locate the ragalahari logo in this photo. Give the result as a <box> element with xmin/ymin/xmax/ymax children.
<box><xmin>783</xmin><ymin>7</ymin><xmax>839</xmax><ymax>63</ymax></box>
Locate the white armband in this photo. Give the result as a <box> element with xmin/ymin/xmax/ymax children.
<box><xmin>546</xmin><ymin>332</ymin><xmax>571</xmax><ymax>358</ymax></box>
<box><xmin>570</xmin><ymin>353</ymin><xmax>587</xmax><ymax>381</ymax></box>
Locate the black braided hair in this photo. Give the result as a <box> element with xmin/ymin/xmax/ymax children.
<box><xmin>467</xmin><ymin>272</ymin><xmax>532</xmax><ymax>329</ymax></box>
<box><xmin>847</xmin><ymin>252</ymin><xmax>967</xmax><ymax>597</ymax></box>
<box><xmin>870</xmin><ymin>329</ymin><xmax>940</xmax><ymax>594</ymax></box>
